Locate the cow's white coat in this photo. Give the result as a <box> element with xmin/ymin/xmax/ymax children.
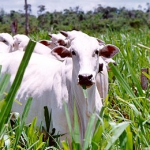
<box><xmin>13</xmin><ymin>34</ymin><xmax>52</xmax><ymax>55</ymax></box>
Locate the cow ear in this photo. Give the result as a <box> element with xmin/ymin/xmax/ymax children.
<box><xmin>99</xmin><ymin>44</ymin><xmax>119</xmax><ymax>58</ymax></box>
<box><xmin>51</xmin><ymin>46</ymin><xmax>71</xmax><ymax>61</ymax></box>
<box><xmin>60</xmin><ymin>31</ymin><xmax>68</xmax><ymax>37</ymax></box>
<box><xmin>39</xmin><ymin>40</ymin><xmax>52</xmax><ymax>46</ymax></box>
<box><xmin>48</xmin><ymin>33</ymin><xmax>52</xmax><ymax>38</ymax></box>
<box><xmin>57</xmin><ymin>39</ymin><xmax>67</xmax><ymax>46</ymax></box>
<box><xmin>97</xmin><ymin>39</ymin><xmax>105</xmax><ymax>45</ymax></box>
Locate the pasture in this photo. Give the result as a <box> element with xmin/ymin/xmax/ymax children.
<box><xmin>0</xmin><ymin>29</ymin><xmax>150</xmax><ymax>150</ymax></box>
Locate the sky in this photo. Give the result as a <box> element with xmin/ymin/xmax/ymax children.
<box><xmin>0</xmin><ymin>0</ymin><xmax>149</xmax><ymax>16</ymax></box>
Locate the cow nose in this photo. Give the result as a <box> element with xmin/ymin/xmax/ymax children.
<box><xmin>78</xmin><ymin>74</ymin><xmax>93</xmax><ymax>81</ymax></box>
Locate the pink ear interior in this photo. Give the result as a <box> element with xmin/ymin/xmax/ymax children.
<box><xmin>52</xmin><ymin>46</ymin><xmax>71</xmax><ymax>58</ymax></box>
<box><xmin>57</xmin><ymin>39</ymin><xmax>66</xmax><ymax>46</ymax></box>
<box><xmin>39</xmin><ymin>40</ymin><xmax>51</xmax><ymax>46</ymax></box>
<box><xmin>99</xmin><ymin>44</ymin><xmax>119</xmax><ymax>58</ymax></box>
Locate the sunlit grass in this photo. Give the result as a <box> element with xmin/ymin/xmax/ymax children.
<box><xmin>0</xmin><ymin>29</ymin><xmax>150</xmax><ymax>149</ymax></box>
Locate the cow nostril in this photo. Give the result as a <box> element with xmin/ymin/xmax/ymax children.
<box><xmin>78</xmin><ymin>74</ymin><xmax>84</xmax><ymax>80</ymax></box>
<box><xmin>88</xmin><ymin>74</ymin><xmax>93</xmax><ymax>80</ymax></box>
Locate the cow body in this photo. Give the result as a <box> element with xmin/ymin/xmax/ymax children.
<box><xmin>0</xmin><ymin>51</ymin><xmax>62</xmax><ymax>127</ymax></box>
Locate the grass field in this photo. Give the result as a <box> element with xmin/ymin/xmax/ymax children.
<box><xmin>0</xmin><ymin>29</ymin><xmax>150</xmax><ymax>150</ymax></box>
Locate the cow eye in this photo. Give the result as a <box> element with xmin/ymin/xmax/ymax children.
<box><xmin>92</xmin><ymin>50</ymin><xmax>99</xmax><ymax>57</ymax></box>
<box><xmin>95</xmin><ymin>50</ymin><xmax>99</xmax><ymax>55</ymax></box>
<box><xmin>72</xmin><ymin>51</ymin><xmax>76</xmax><ymax>56</ymax></box>
<box><xmin>3</xmin><ymin>39</ymin><xmax>7</xmax><ymax>43</ymax></box>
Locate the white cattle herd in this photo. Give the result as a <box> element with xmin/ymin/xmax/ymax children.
<box><xmin>0</xmin><ymin>31</ymin><xmax>119</xmax><ymax>143</ymax></box>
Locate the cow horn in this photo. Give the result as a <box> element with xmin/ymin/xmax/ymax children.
<box><xmin>60</xmin><ymin>31</ymin><xmax>68</xmax><ymax>37</ymax></box>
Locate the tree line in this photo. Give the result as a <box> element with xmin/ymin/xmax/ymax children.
<box><xmin>0</xmin><ymin>3</ymin><xmax>150</xmax><ymax>35</ymax></box>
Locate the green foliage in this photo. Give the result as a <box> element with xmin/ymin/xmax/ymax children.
<box><xmin>0</xmin><ymin>5</ymin><xmax>150</xmax><ymax>34</ymax></box>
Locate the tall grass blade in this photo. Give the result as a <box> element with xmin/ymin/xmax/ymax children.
<box><xmin>62</xmin><ymin>141</ymin><xmax>70</xmax><ymax>150</ymax></box>
<box><xmin>73</xmin><ymin>102</ymin><xmax>80</xmax><ymax>144</ymax></box>
<box><xmin>105</xmin><ymin>121</ymin><xmax>130</xmax><ymax>150</ymax></box>
<box><xmin>64</xmin><ymin>102</ymin><xmax>72</xmax><ymax>137</ymax></box>
<box><xmin>27</xmin><ymin>117</ymin><xmax>37</xmax><ymax>144</ymax></box>
<box><xmin>126</xmin><ymin>125</ymin><xmax>133</xmax><ymax>150</ymax></box>
<box><xmin>4</xmin><ymin>135</ymin><xmax>10</xmax><ymax>149</ymax></box>
<box><xmin>137</xmin><ymin>43</ymin><xmax>150</xmax><ymax>51</ymax></box>
<box><xmin>26</xmin><ymin>140</ymin><xmax>39</xmax><ymax>150</ymax></box>
<box><xmin>44</xmin><ymin>106</ymin><xmax>51</xmax><ymax>132</ymax></box>
<box><xmin>72</xmin><ymin>102</ymin><xmax>80</xmax><ymax>149</ymax></box>
<box><xmin>125</xmin><ymin>61</ymin><xmax>144</xmax><ymax>96</ymax></box>
<box><xmin>109</xmin><ymin>63</ymin><xmax>136</xmax><ymax>98</ymax></box>
<box><xmin>92</xmin><ymin>125</ymin><xmax>103</xmax><ymax>149</ymax></box>
<box><xmin>0</xmin><ymin>73</ymin><xmax>10</xmax><ymax>100</ymax></box>
<box><xmin>142</xmin><ymin>72</ymin><xmax>150</xmax><ymax>80</ymax></box>
<box><xmin>83</xmin><ymin>113</ymin><xmax>96</xmax><ymax>150</ymax></box>
<box><xmin>14</xmin><ymin>97</ymin><xmax>33</xmax><ymax>148</ymax></box>
<box><xmin>109</xmin><ymin>63</ymin><xmax>142</xmax><ymax>109</ymax></box>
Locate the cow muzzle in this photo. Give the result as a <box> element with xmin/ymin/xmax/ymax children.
<box><xmin>78</xmin><ymin>74</ymin><xmax>94</xmax><ymax>88</ymax></box>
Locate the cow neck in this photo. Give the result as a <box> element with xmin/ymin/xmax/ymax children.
<box><xmin>71</xmin><ymin>65</ymin><xmax>102</xmax><ymax>140</ymax></box>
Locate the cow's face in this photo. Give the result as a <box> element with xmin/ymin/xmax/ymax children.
<box><xmin>70</xmin><ymin>36</ymin><xmax>101</xmax><ymax>87</ymax></box>
<box><xmin>0</xmin><ymin>33</ymin><xmax>14</xmax><ymax>47</ymax></box>
<box><xmin>51</xmin><ymin>31</ymin><xmax>119</xmax><ymax>88</ymax></box>
<box><xmin>0</xmin><ymin>33</ymin><xmax>14</xmax><ymax>52</ymax></box>
<box><xmin>13</xmin><ymin>34</ymin><xmax>29</xmax><ymax>51</ymax></box>
<box><xmin>13</xmin><ymin>37</ymin><xmax>20</xmax><ymax>50</ymax></box>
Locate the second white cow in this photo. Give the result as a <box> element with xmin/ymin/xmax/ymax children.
<box><xmin>13</xmin><ymin>34</ymin><xmax>52</xmax><ymax>55</ymax></box>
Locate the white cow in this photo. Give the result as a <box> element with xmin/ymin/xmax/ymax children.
<box><xmin>13</xmin><ymin>34</ymin><xmax>52</xmax><ymax>55</ymax></box>
<box><xmin>47</xmin><ymin>31</ymin><xmax>116</xmax><ymax>101</ymax></box>
<box><xmin>39</xmin><ymin>31</ymin><xmax>111</xmax><ymax>101</ymax></box>
<box><xmin>0</xmin><ymin>51</ymin><xmax>62</xmax><ymax>128</ymax></box>
<box><xmin>50</xmin><ymin>31</ymin><xmax>119</xmax><ymax>142</ymax></box>
<box><xmin>0</xmin><ymin>33</ymin><xmax>14</xmax><ymax>52</ymax></box>
<box><xmin>39</xmin><ymin>32</ymin><xmax>67</xmax><ymax>49</ymax></box>
<box><xmin>13</xmin><ymin>34</ymin><xmax>29</xmax><ymax>51</ymax></box>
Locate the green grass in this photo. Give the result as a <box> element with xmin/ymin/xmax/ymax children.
<box><xmin>0</xmin><ymin>29</ymin><xmax>150</xmax><ymax>149</ymax></box>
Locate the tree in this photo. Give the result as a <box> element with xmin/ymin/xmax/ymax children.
<box><xmin>0</xmin><ymin>8</ymin><xmax>5</xmax><ymax>23</ymax></box>
<box><xmin>11</xmin><ymin>19</ymin><xmax>17</xmax><ymax>35</ymax></box>
<box><xmin>37</xmin><ymin>5</ymin><xmax>46</xmax><ymax>15</ymax></box>
<box><xmin>146</xmin><ymin>3</ymin><xmax>150</xmax><ymax>12</ymax></box>
<box><xmin>24</xmin><ymin>0</ymin><xmax>30</xmax><ymax>35</ymax></box>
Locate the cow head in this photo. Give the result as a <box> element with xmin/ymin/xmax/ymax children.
<box><xmin>51</xmin><ymin>31</ymin><xmax>119</xmax><ymax>88</ymax></box>
<box><xmin>13</xmin><ymin>34</ymin><xmax>29</xmax><ymax>51</ymax></box>
<box><xmin>0</xmin><ymin>33</ymin><xmax>14</xmax><ymax>52</ymax></box>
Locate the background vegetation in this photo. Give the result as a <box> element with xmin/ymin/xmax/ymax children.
<box><xmin>0</xmin><ymin>3</ymin><xmax>150</xmax><ymax>35</ymax></box>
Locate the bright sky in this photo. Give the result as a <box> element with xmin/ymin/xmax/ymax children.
<box><xmin>0</xmin><ymin>0</ymin><xmax>149</xmax><ymax>15</ymax></box>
